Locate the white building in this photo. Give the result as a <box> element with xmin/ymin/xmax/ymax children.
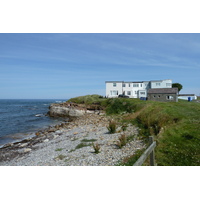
<box><xmin>105</xmin><ymin>79</ymin><xmax>172</xmax><ymax>98</ymax></box>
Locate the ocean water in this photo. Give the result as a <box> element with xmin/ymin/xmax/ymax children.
<box><xmin>0</xmin><ymin>99</ymin><xmax>67</xmax><ymax>147</ymax></box>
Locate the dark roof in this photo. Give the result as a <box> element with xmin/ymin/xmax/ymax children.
<box><xmin>148</xmin><ymin>88</ymin><xmax>178</xmax><ymax>94</ymax></box>
<box><xmin>105</xmin><ymin>81</ymin><xmax>144</xmax><ymax>83</ymax></box>
<box><xmin>105</xmin><ymin>81</ymin><xmax>123</xmax><ymax>83</ymax></box>
<box><xmin>178</xmin><ymin>94</ymin><xmax>195</xmax><ymax>96</ymax></box>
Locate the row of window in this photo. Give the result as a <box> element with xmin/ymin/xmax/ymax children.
<box><xmin>110</xmin><ymin>90</ymin><xmax>146</xmax><ymax>96</ymax></box>
<box><xmin>113</xmin><ymin>83</ymin><xmax>172</xmax><ymax>87</ymax></box>
<box><xmin>152</xmin><ymin>95</ymin><xmax>174</xmax><ymax>100</ymax></box>
<box><xmin>113</xmin><ymin>83</ymin><xmax>143</xmax><ymax>87</ymax></box>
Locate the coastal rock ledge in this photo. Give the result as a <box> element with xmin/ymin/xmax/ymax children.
<box><xmin>48</xmin><ymin>103</ymin><xmax>102</xmax><ymax>117</ymax></box>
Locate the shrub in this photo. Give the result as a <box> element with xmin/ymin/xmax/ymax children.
<box><xmin>107</xmin><ymin>120</ymin><xmax>117</xmax><ymax>134</ymax></box>
<box><xmin>106</xmin><ymin>99</ymin><xmax>135</xmax><ymax>115</ymax></box>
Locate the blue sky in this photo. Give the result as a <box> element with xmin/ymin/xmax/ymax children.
<box><xmin>0</xmin><ymin>33</ymin><xmax>200</xmax><ymax>99</ymax></box>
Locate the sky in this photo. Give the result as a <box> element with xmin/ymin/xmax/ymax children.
<box><xmin>0</xmin><ymin>33</ymin><xmax>200</xmax><ymax>99</ymax></box>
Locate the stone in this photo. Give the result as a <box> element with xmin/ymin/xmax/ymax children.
<box><xmin>19</xmin><ymin>143</ymin><xmax>28</xmax><ymax>148</ymax></box>
<box><xmin>43</xmin><ymin>139</ymin><xmax>49</xmax><ymax>143</ymax></box>
<box><xmin>53</xmin><ymin>135</ymin><xmax>59</xmax><ymax>139</ymax></box>
<box><xmin>55</xmin><ymin>130</ymin><xmax>63</xmax><ymax>134</ymax></box>
<box><xmin>24</xmin><ymin>148</ymin><xmax>31</xmax><ymax>153</ymax></box>
<box><xmin>73</xmin><ymin>132</ymin><xmax>78</xmax><ymax>135</ymax></box>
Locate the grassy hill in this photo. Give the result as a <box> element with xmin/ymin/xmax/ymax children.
<box><xmin>68</xmin><ymin>95</ymin><xmax>200</xmax><ymax>166</ymax></box>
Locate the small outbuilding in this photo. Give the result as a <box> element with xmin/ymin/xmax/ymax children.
<box><xmin>147</xmin><ymin>88</ymin><xmax>178</xmax><ymax>102</ymax></box>
<box><xmin>178</xmin><ymin>94</ymin><xmax>197</xmax><ymax>101</ymax></box>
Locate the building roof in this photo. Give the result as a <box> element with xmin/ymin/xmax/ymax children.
<box><xmin>148</xmin><ymin>88</ymin><xmax>178</xmax><ymax>94</ymax></box>
<box><xmin>105</xmin><ymin>81</ymin><xmax>145</xmax><ymax>83</ymax></box>
<box><xmin>178</xmin><ymin>94</ymin><xmax>195</xmax><ymax>96</ymax></box>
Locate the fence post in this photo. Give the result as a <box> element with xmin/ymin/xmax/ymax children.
<box><xmin>149</xmin><ymin>136</ymin><xmax>155</xmax><ymax>166</ymax></box>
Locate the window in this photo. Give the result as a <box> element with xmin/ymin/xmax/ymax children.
<box><xmin>111</xmin><ymin>90</ymin><xmax>118</xmax><ymax>95</ymax></box>
<box><xmin>140</xmin><ymin>84</ymin><xmax>142</xmax><ymax>87</ymax></box>
<box><xmin>127</xmin><ymin>91</ymin><xmax>131</xmax><ymax>95</ymax></box>
<box><xmin>123</xmin><ymin>83</ymin><xmax>126</xmax><ymax>87</ymax></box>
<box><xmin>166</xmin><ymin>95</ymin><xmax>174</xmax><ymax>100</ymax></box>
<box><xmin>113</xmin><ymin>83</ymin><xmax>117</xmax><ymax>87</ymax></box>
<box><xmin>153</xmin><ymin>95</ymin><xmax>156</xmax><ymax>98</ymax></box>
<box><xmin>166</xmin><ymin>83</ymin><xmax>171</xmax><ymax>87</ymax></box>
<box><xmin>133</xmin><ymin>83</ymin><xmax>139</xmax><ymax>87</ymax></box>
<box><xmin>129</xmin><ymin>83</ymin><xmax>131</xmax><ymax>87</ymax></box>
<box><xmin>135</xmin><ymin>91</ymin><xmax>137</xmax><ymax>94</ymax></box>
<box><xmin>140</xmin><ymin>92</ymin><xmax>145</xmax><ymax>95</ymax></box>
<box><xmin>156</xmin><ymin>83</ymin><xmax>161</xmax><ymax>86</ymax></box>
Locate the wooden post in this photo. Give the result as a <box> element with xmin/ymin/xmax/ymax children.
<box><xmin>149</xmin><ymin>136</ymin><xmax>155</xmax><ymax>166</ymax></box>
<box><xmin>133</xmin><ymin>139</ymin><xmax>156</xmax><ymax>166</ymax></box>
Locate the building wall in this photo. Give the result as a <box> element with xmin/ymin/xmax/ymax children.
<box><xmin>106</xmin><ymin>82</ymin><xmax>123</xmax><ymax>97</ymax></box>
<box><xmin>148</xmin><ymin>93</ymin><xmax>178</xmax><ymax>102</ymax></box>
<box><xmin>106</xmin><ymin>79</ymin><xmax>172</xmax><ymax>98</ymax></box>
<box><xmin>150</xmin><ymin>79</ymin><xmax>172</xmax><ymax>89</ymax></box>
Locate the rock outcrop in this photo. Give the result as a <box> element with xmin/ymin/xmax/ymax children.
<box><xmin>48</xmin><ymin>104</ymin><xmax>85</xmax><ymax>117</ymax></box>
<box><xmin>48</xmin><ymin>102</ymin><xmax>103</xmax><ymax>117</ymax></box>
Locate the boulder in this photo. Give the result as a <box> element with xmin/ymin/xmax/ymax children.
<box><xmin>48</xmin><ymin>104</ymin><xmax>85</xmax><ymax>117</ymax></box>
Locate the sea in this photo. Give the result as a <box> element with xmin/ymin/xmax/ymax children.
<box><xmin>0</xmin><ymin>99</ymin><xmax>67</xmax><ymax>147</ymax></box>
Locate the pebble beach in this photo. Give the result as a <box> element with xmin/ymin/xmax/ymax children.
<box><xmin>0</xmin><ymin>113</ymin><xmax>145</xmax><ymax>166</ymax></box>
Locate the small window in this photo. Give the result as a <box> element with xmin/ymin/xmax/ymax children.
<box><xmin>129</xmin><ymin>83</ymin><xmax>131</xmax><ymax>87</ymax></box>
<box><xmin>140</xmin><ymin>84</ymin><xmax>142</xmax><ymax>87</ymax></box>
<box><xmin>140</xmin><ymin>92</ymin><xmax>145</xmax><ymax>95</ymax></box>
<box><xmin>166</xmin><ymin>95</ymin><xmax>174</xmax><ymax>100</ymax></box>
<box><xmin>156</xmin><ymin>83</ymin><xmax>161</xmax><ymax>86</ymax></box>
<box><xmin>153</xmin><ymin>95</ymin><xmax>156</xmax><ymax>98</ymax></box>
<box><xmin>123</xmin><ymin>83</ymin><xmax>126</xmax><ymax>87</ymax></box>
<box><xmin>166</xmin><ymin>83</ymin><xmax>171</xmax><ymax>87</ymax></box>
<box><xmin>111</xmin><ymin>90</ymin><xmax>118</xmax><ymax>95</ymax></box>
<box><xmin>133</xmin><ymin>84</ymin><xmax>139</xmax><ymax>87</ymax></box>
<box><xmin>113</xmin><ymin>83</ymin><xmax>117</xmax><ymax>87</ymax></box>
<box><xmin>127</xmin><ymin>91</ymin><xmax>131</xmax><ymax>95</ymax></box>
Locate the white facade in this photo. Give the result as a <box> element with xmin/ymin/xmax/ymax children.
<box><xmin>105</xmin><ymin>79</ymin><xmax>172</xmax><ymax>98</ymax></box>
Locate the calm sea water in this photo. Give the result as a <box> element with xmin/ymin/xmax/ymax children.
<box><xmin>0</xmin><ymin>99</ymin><xmax>67</xmax><ymax>147</ymax></box>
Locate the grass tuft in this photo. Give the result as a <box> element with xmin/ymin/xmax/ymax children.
<box><xmin>92</xmin><ymin>143</ymin><xmax>101</xmax><ymax>154</ymax></box>
<box><xmin>107</xmin><ymin>120</ymin><xmax>117</xmax><ymax>134</ymax></box>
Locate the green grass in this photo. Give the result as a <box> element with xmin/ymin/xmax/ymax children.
<box><xmin>55</xmin><ymin>148</ymin><xmax>64</xmax><ymax>151</ymax></box>
<box><xmin>67</xmin><ymin>94</ymin><xmax>105</xmax><ymax>105</ymax></box>
<box><xmin>66</xmin><ymin>95</ymin><xmax>200</xmax><ymax>165</ymax></box>
<box><xmin>123</xmin><ymin>100</ymin><xmax>200</xmax><ymax>166</ymax></box>
<box><xmin>81</xmin><ymin>139</ymin><xmax>97</xmax><ymax>142</ymax></box>
<box><xmin>117</xmin><ymin>149</ymin><xmax>145</xmax><ymax>166</ymax></box>
<box><xmin>75</xmin><ymin>142</ymin><xmax>92</xmax><ymax>149</ymax></box>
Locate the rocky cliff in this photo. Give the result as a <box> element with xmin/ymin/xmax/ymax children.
<box><xmin>48</xmin><ymin>102</ymin><xmax>103</xmax><ymax>117</ymax></box>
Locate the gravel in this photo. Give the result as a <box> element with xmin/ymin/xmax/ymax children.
<box><xmin>0</xmin><ymin>113</ymin><xmax>145</xmax><ymax>166</ymax></box>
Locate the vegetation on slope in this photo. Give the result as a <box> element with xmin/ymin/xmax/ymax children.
<box><xmin>67</xmin><ymin>95</ymin><xmax>200</xmax><ymax>166</ymax></box>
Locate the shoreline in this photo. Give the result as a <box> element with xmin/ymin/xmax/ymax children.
<box><xmin>0</xmin><ymin>112</ymin><xmax>145</xmax><ymax>166</ymax></box>
<box><xmin>0</xmin><ymin>116</ymin><xmax>69</xmax><ymax>149</ymax></box>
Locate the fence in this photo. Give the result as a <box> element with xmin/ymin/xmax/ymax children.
<box><xmin>133</xmin><ymin>136</ymin><xmax>156</xmax><ymax>166</ymax></box>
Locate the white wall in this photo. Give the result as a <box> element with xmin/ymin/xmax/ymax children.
<box><xmin>151</xmin><ymin>79</ymin><xmax>172</xmax><ymax>89</ymax></box>
<box><xmin>106</xmin><ymin>79</ymin><xmax>172</xmax><ymax>98</ymax></box>
<box><xmin>106</xmin><ymin>82</ymin><xmax>123</xmax><ymax>97</ymax></box>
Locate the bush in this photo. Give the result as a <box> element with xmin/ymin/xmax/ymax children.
<box><xmin>105</xmin><ymin>99</ymin><xmax>135</xmax><ymax>115</ymax></box>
